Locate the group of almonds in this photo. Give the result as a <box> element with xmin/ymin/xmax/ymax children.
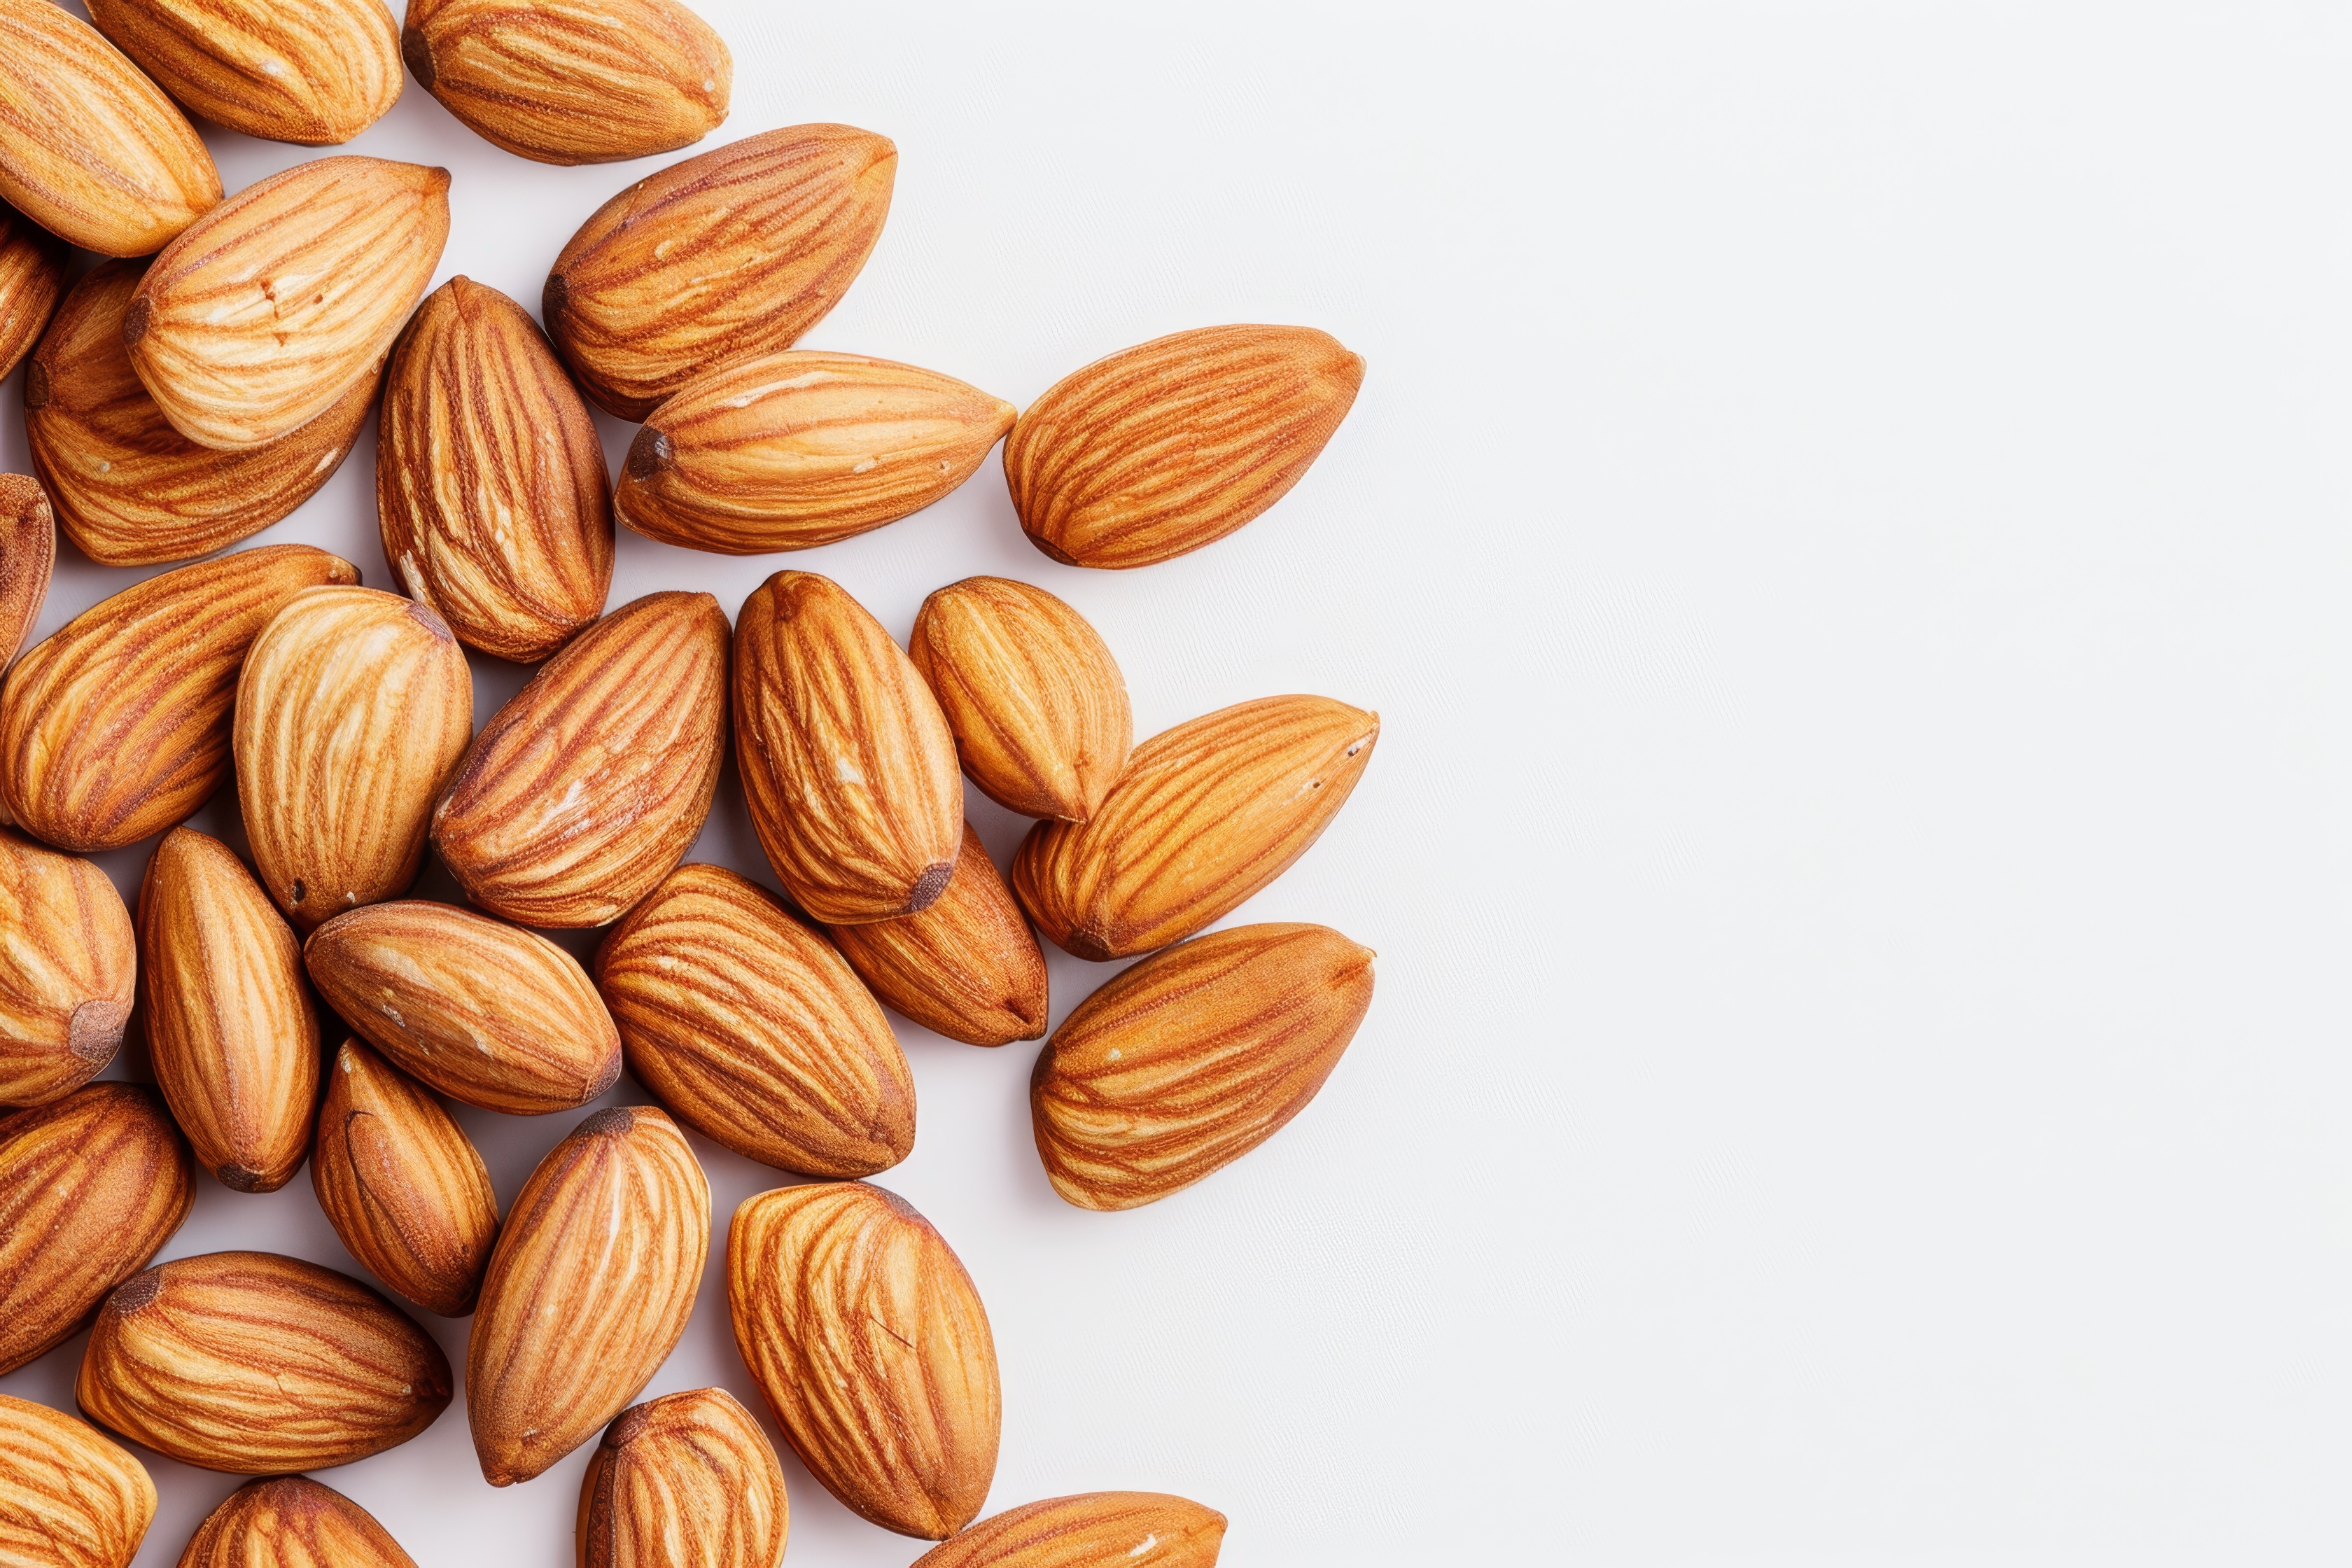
<box><xmin>0</xmin><ymin>2</ymin><xmax>1376</xmax><ymax>1567</ymax></box>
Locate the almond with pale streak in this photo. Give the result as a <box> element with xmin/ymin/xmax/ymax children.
<box><xmin>180</xmin><ymin>1477</ymin><xmax>417</xmax><ymax>1568</ymax></box>
<box><xmin>578</xmin><ymin>1387</ymin><xmax>788</xmax><ymax>1568</ymax></box>
<box><xmin>0</xmin><ymin>1395</ymin><xmax>155</xmax><ymax>1568</ymax></box>
<box><xmin>827</xmin><ymin>823</ymin><xmax>1046</xmax><ymax>1048</ymax></box>
<box><xmin>0</xmin><ymin>475</ymin><xmax>52</xmax><ymax>671</ymax></box>
<box><xmin>0</xmin><ymin>205</ymin><xmax>63</xmax><ymax>384</ymax></box>
<box><xmin>0</xmin><ymin>830</ymin><xmax>136</xmax><ymax>1107</ymax></box>
<box><xmin>910</xmin><ymin>1493</ymin><xmax>1228</xmax><ymax>1568</ymax></box>
<box><xmin>85</xmin><ymin>0</ymin><xmax>402</xmax><ymax>147</ymax></box>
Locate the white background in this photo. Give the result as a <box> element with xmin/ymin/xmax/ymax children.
<box><xmin>1</xmin><ymin>1</ymin><xmax>2345</xmax><ymax>1564</ymax></box>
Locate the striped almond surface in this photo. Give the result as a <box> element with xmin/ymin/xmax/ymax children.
<box><xmin>179</xmin><ymin>1476</ymin><xmax>416</xmax><ymax>1568</ymax></box>
<box><xmin>0</xmin><ymin>1394</ymin><xmax>155</xmax><ymax>1568</ymax></box>
<box><xmin>0</xmin><ymin>473</ymin><xmax>51</xmax><ymax>671</ymax></box>
<box><xmin>909</xmin><ymin>1492</ymin><xmax>1228</xmax><ymax>1568</ymax></box>
<box><xmin>0</xmin><ymin>204</ymin><xmax>63</xmax><ymax>385</ymax></box>
<box><xmin>577</xmin><ymin>1388</ymin><xmax>788</xmax><ymax>1568</ymax></box>
<box><xmin>84</xmin><ymin>0</ymin><xmax>402</xmax><ymax>147</ymax></box>
<box><xmin>0</xmin><ymin>830</ymin><xmax>136</xmax><ymax>1107</ymax></box>
<box><xmin>826</xmin><ymin>822</ymin><xmax>1049</xmax><ymax>1048</ymax></box>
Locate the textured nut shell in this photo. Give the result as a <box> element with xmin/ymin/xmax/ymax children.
<box><xmin>405</xmin><ymin>0</ymin><xmax>730</xmax><ymax>167</ymax></box>
<box><xmin>127</xmin><ymin>157</ymin><xmax>451</xmax><ymax>450</ymax></box>
<box><xmin>617</xmin><ymin>351</ymin><xmax>1015</xmax><ymax>554</ymax></box>
<box><xmin>1004</xmin><ymin>326</ymin><xmax>1364</xmax><ymax>569</ymax></box>
<box><xmin>377</xmin><ymin>275</ymin><xmax>614</xmax><ymax>662</ymax></box>
<box><xmin>0</xmin><ymin>475</ymin><xmax>52</xmax><ymax>672</ymax></box>
<box><xmin>234</xmin><ymin>587</ymin><xmax>474</xmax><ymax>930</ymax></box>
<box><xmin>0</xmin><ymin>205</ymin><xmax>63</xmax><ymax>385</ymax></box>
<box><xmin>906</xmin><ymin>578</ymin><xmax>1130</xmax><ymax>822</ymax></box>
<box><xmin>0</xmin><ymin>830</ymin><xmax>136</xmax><ymax>1106</ymax></box>
<box><xmin>0</xmin><ymin>546</ymin><xmax>358</xmax><ymax>854</ymax></box>
<box><xmin>76</xmin><ymin>1250</ymin><xmax>452</xmax><ymax>1474</ymax></box>
<box><xmin>136</xmin><ymin>827</ymin><xmax>318</xmax><ymax>1193</ymax></box>
<box><xmin>432</xmin><ymin>592</ymin><xmax>727</xmax><ymax>927</ymax></box>
<box><xmin>1013</xmin><ymin>696</ymin><xmax>1379</xmax><ymax>960</ymax></box>
<box><xmin>84</xmin><ymin>0</ymin><xmax>402</xmax><ymax>146</ymax></box>
<box><xmin>827</xmin><ymin>823</ymin><xmax>1046</xmax><ymax>1048</ymax></box>
<box><xmin>544</xmin><ymin>125</ymin><xmax>895</xmax><ymax>419</ymax></box>
<box><xmin>910</xmin><ymin>1493</ymin><xmax>1228</xmax><ymax>1568</ymax></box>
<box><xmin>180</xmin><ymin>1477</ymin><xmax>417</xmax><ymax>1568</ymax></box>
<box><xmin>594</xmin><ymin>862</ymin><xmax>913</xmax><ymax>1176</ymax></box>
<box><xmin>305</xmin><ymin>901</ymin><xmax>620</xmax><ymax>1115</ymax></box>
<box><xmin>733</xmin><ymin>571</ymin><xmax>963</xmax><ymax>923</ymax></box>
<box><xmin>0</xmin><ymin>1084</ymin><xmax>191</xmax><ymax>1375</ymax></box>
<box><xmin>576</xmin><ymin>1388</ymin><xmax>788</xmax><ymax>1568</ymax></box>
<box><xmin>0</xmin><ymin>1394</ymin><xmax>155</xmax><ymax>1568</ymax></box>
<box><xmin>469</xmin><ymin>1106</ymin><xmax>710</xmax><ymax>1486</ymax></box>
<box><xmin>727</xmin><ymin>1182</ymin><xmax>999</xmax><ymax>1539</ymax></box>
<box><xmin>1032</xmin><ymin>923</ymin><xmax>1373</xmax><ymax>1210</ymax></box>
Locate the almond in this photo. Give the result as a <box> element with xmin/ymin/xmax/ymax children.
<box><xmin>0</xmin><ymin>1083</ymin><xmax>191</xmax><ymax>1375</ymax></box>
<box><xmin>617</xmin><ymin>351</ymin><xmax>1016</xmax><ymax>554</ymax></box>
<box><xmin>1012</xmin><ymin>695</ymin><xmax>1379</xmax><ymax>960</ymax></box>
<box><xmin>1031</xmin><ymin>923</ymin><xmax>1373</xmax><ymax>1210</ymax></box>
<box><xmin>24</xmin><ymin>261</ymin><xmax>376</xmax><ymax>568</ymax></box>
<box><xmin>181</xmin><ymin>1477</ymin><xmax>417</xmax><ymax>1568</ymax></box>
<box><xmin>827</xmin><ymin>823</ymin><xmax>1047</xmax><ymax>1048</ymax></box>
<box><xmin>305</xmin><ymin>901</ymin><xmax>621</xmax><ymax>1116</ymax></box>
<box><xmin>377</xmin><ymin>275</ymin><xmax>615</xmax><ymax>661</ymax></box>
<box><xmin>0</xmin><ymin>475</ymin><xmax>52</xmax><ymax>671</ymax></box>
<box><xmin>127</xmin><ymin>157</ymin><xmax>451</xmax><ymax>450</ymax></box>
<box><xmin>578</xmin><ymin>1388</ymin><xmax>788</xmax><ymax>1568</ymax></box>
<box><xmin>910</xmin><ymin>1493</ymin><xmax>1228</xmax><ymax>1568</ymax></box>
<box><xmin>545</xmin><ymin>125</ymin><xmax>896</xmax><ymax>419</ymax></box>
<box><xmin>432</xmin><ymin>592</ymin><xmax>727</xmax><ymax>927</ymax></box>
<box><xmin>76</xmin><ymin>1250</ymin><xmax>452</xmax><ymax>1473</ymax></box>
<box><xmin>0</xmin><ymin>830</ymin><xmax>136</xmax><ymax>1107</ymax></box>
<box><xmin>1004</xmin><ymin>326</ymin><xmax>1365</xmax><ymax>568</ymax></box>
<box><xmin>404</xmin><ymin>0</ymin><xmax>730</xmax><ymax>167</ymax></box>
<box><xmin>0</xmin><ymin>0</ymin><xmax>220</xmax><ymax>256</ymax></box>
<box><xmin>312</xmin><ymin>1037</ymin><xmax>500</xmax><ymax>1316</ymax></box>
<box><xmin>906</xmin><ymin>577</ymin><xmax>1131</xmax><ymax>822</ymax></box>
<box><xmin>0</xmin><ymin>545</ymin><xmax>358</xmax><ymax>854</ymax></box>
<box><xmin>734</xmin><ymin>570</ymin><xmax>964</xmax><ymax>923</ymax></box>
<box><xmin>469</xmin><ymin>1105</ymin><xmax>710</xmax><ymax>1486</ymax></box>
<box><xmin>84</xmin><ymin>0</ymin><xmax>402</xmax><ymax>147</ymax></box>
<box><xmin>0</xmin><ymin>204</ymin><xmax>64</xmax><ymax>384</ymax></box>
<box><xmin>234</xmin><ymin>587</ymin><xmax>474</xmax><ymax>930</ymax></box>
<box><xmin>594</xmin><ymin>862</ymin><xmax>914</xmax><ymax>1176</ymax></box>
<box><xmin>0</xmin><ymin>1394</ymin><xmax>155</xmax><ymax>1568</ymax></box>
<box><xmin>727</xmin><ymin>1182</ymin><xmax>999</xmax><ymax>1540</ymax></box>
<box><xmin>136</xmin><ymin>827</ymin><xmax>318</xmax><ymax>1193</ymax></box>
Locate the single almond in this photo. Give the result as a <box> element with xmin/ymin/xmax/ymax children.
<box><xmin>910</xmin><ymin>1493</ymin><xmax>1228</xmax><ymax>1568</ymax></box>
<box><xmin>85</xmin><ymin>0</ymin><xmax>402</xmax><ymax>147</ymax></box>
<box><xmin>827</xmin><ymin>823</ymin><xmax>1047</xmax><ymax>1048</ymax></box>
<box><xmin>578</xmin><ymin>1388</ymin><xmax>788</xmax><ymax>1568</ymax></box>
<box><xmin>0</xmin><ymin>1394</ymin><xmax>155</xmax><ymax>1568</ymax></box>
<box><xmin>0</xmin><ymin>204</ymin><xmax>64</xmax><ymax>384</ymax></box>
<box><xmin>0</xmin><ymin>830</ymin><xmax>136</xmax><ymax>1107</ymax></box>
<box><xmin>0</xmin><ymin>475</ymin><xmax>52</xmax><ymax>671</ymax></box>
<box><xmin>181</xmin><ymin>1477</ymin><xmax>417</xmax><ymax>1568</ymax></box>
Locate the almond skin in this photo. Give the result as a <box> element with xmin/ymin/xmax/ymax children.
<box><xmin>76</xmin><ymin>1250</ymin><xmax>453</xmax><ymax>1474</ymax></box>
<box><xmin>0</xmin><ymin>1394</ymin><xmax>155</xmax><ymax>1568</ymax></box>
<box><xmin>0</xmin><ymin>475</ymin><xmax>52</xmax><ymax>671</ymax></box>
<box><xmin>1032</xmin><ymin>923</ymin><xmax>1373</xmax><ymax>1210</ymax></box>
<box><xmin>405</xmin><ymin>0</ymin><xmax>730</xmax><ymax>167</ymax></box>
<box><xmin>432</xmin><ymin>592</ymin><xmax>727</xmax><ymax>927</ymax></box>
<box><xmin>0</xmin><ymin>830</ymin><xmax>136</xmax><ymax>1107</ymax></box>
<box><xmin>312</xmin><ymin>1038</ymin><xmax>500</xmax><ymax>1316</ymax></box>
<box><xmin>910</xmin><ymin>1493</ymin><xmax>1228</xmax><ymax>1568</ymax></box>
<box><xmin>378</xmin><ymin>275</ymin><xmax>615</xmax><ymax>662</ymax></box>
<box><xmin>0</xmin><ymin>545</ymin><xmax>360</xmax><ymax>855</ymax></box>
<box><xmin>234</xmin><ymin>587</ymin><xmax>474</xmax><ymax>931</ymax></box>
<box><xmin>127</xmin><ymin>157</ymin><xmax>451</xmax><ymax>450</ymax></box>
<box><xmin>734</xmin><ymin>571</ymin><xmax>964</xmax><ymax>924</ymax></box>
<box><xmin>305</xmin><ymin>901</ymin><xmax>621</xmax><ymax>1116</ymax></box>
<box><xmin>577</xmin><ymin>1388</ymin><xmax>788</xmax><ymax>1568</ymax></box>
<box><xmin>470</xmin><ymin>1105</ymin><xmax>710</xmax><ymax>1487</ymax></box>
<box><xmin>1004</xmin><ymin>326</ymin><xmax>1365</xmax><ymax>569</ymax></box>
<box><xmin>594</xmin><ymin>862</ymin><xmax>914</xmax><ymax>1177</ymax></box>
<box><xmin>181</xmin><ymin>1477</ymin><xmax>417</xmax><ymax>1568</ymax></box>
<box><xmin>545</xmin><ymin>125</ymin><xmax>896</xmax><ymax>419</ymax></box>
<box><xmin>84</xmin><ymin>0</ymin><xmax>402</xmax><ymax>147</ymax></box>
<box><xmin>906</xmin><ymin>578</ymin><xmax>1131</xmax><ymax>822</ymax></box>
<box><xmin>0</xmin><ymin>204</ymin><xmax>64</xmax><ymax>384</ymax></box>
<box><xmin>827</xmin><ymin>823</ymin><xmax>1047</xmax><ymax>1048</ymax></box>
<box><xmin>0</xmin><ymin>1083</ymin><xmax>191</xmax><ymax>1375</ymax></box>
<box><xmin>136</xmin><ymin>827</ymin><xmax>318</xmax><ymax>1194</ymax></box>
<box><xmin>1013</xmin><ymin>695</ymin><xmax>1379</xmax><ymax>960</ymax></box>
<box><xmin>617</xmin><ymin>351</ymin><xmax>1016</xmax><ymax>554</ymax></box>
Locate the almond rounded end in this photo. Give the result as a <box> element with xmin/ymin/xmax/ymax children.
<box><xmin>624</xmin><ymin>426</ymin><xmax>673</xmax><ymax>484</ymax></box>
<box><xmin>107</xmin><ymin>1268</ymin><xmax>162</xmax><ymax>1315</ymax></box>
<box><xmin>22</xmin><ymin>360</ymin><xmax>46</xmax><ymax>410</ymax></box>
<box><xmin>903</xmin><ymin>860</ymin><xmax>955</xmax><ymax>916</ymax></box>
<box><xmin>401</xmin><ymin>25</ymin><xmax>436</xmax><ymax>91</ymax></box>
<box><xmin>120</xmin><ymin>295</ymin><xmax>150</xmax><ymax>350</ymax></box>
<box><xmin>69</xmin><ymin>997</ymin><xmax>130</xmax><ymax>1066</ymax></box>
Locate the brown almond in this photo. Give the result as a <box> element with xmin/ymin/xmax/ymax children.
<box><xmin>0</xmin><ymin>475</ymin><xmax>52</xmax><ymax>672</ymax></box>
<box><xmin>181</xmin><ymin>1477</ymin><xmax>417</xmax><ymax>1568</ymax></box>
<box><xmin>0</xmin><ymin>203</ymin><xmax>64</xmax><ymax>384</ymax></box>
<box><xmin>911</xmin><ymin>1493</ymin><xmax>1228</xmax><ymax>1568</ymax></box>
<box><xmin>827</xmin><ymin>823</ymin><xmax>1047</xmax><ymax>1048</ymax></box>
<box><xmin>85</xmin><ymin>0</ymin><xmax>402</xmax><ymax>147</ymax></box>
<box><xmin>577</xmin><ymin>1388</ymin><xmax>788</xmax><ymax>1568</ymax></box>
<box><xmin>0</xmin><ymin>830</ymin><xmax>136</xmax><ymax>1107</ymax></box>
<box><xmin>0</xmin><ymin>1394</ymin><xmax>155</xmax><ymax>1568</ymax></box>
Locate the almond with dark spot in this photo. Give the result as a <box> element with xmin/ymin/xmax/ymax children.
<box><xmin>827</xmin><ymin>823</ymin><xmax>1046</xmax><ymax>1048</ymax></box>
<box><xmin>0</xmin><ymin>830</ymin><xmax>136</xmax><ymax>1107</ymax></box>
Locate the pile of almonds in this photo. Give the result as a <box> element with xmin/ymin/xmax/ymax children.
<box><xmin>0</xmin><ymin>3</ymin><xmax>1377</xmax><ymax>1566</ymax></box>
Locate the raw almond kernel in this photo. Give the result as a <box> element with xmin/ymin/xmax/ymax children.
<box><xmin>127</xmin><ymin>156</ymin><xmax>451</xmax><ymax>450</ymax></box>
<box><xmin>312</xmin><ymin>1038</ymin><xmax>500</xmax><ymax>1317</ymax></box>
<box><xmin>545</xmin><ymin>125</ymin><xmax>896</xmax><ymax>420</ymax></box>
<box><xmin>594</xmin><ymin>862</ymin><xmax>914</xmax><ymax>1177</ymax></box>
<box><xmin>432</xmin><ymin>592</ymin><xmax>728</xmax><ymax>927</ymax></box>
<box><xmin>378</xmin><ymin>276</ymin><xmax>615</xmax><ymax>662</ymax></box>
<box><xmin>1004</xmin><ymin>326</ymin><xmax>1365</xmax><ymax>569</ymax></box>
<box><xmin>0</xmin><ymin>204</ymin><xmax>64</xmax><ymax>384</ymax></box>
<box><xmin>0</xmin><ymin>1394</ymin><xmax>155</xmax><ymax>1568</ymax></box>
<box><xmin>0</xmin><ymin>545</ymin><xmax>358</xmax><ymax>854</ymax></box>
<box><xmin>728</xmin><ymin>1182</ymin><xmax>1000</xmax><ymax>1539</ymax></box>
<box><xmin>906</xmin><ymin>578</ymin><xmax>1131</xmax><ymax>822</ymax></box>
<box><xmin>0</xmin><ymin>1083</ymin><xmax>192</xmax><ymax>1375</ymax></box>
<box><xmin>405</xmin><ymin>0</ymin><xmax>731</xmax><ymax>167</ymax></box>
<box><xmin>0</xmin><ymin>475</ymin><xmax>52</xmax><ymax>671</ymax></box>
<box><xmin>578</xmin><ymin>1388</ymin><xmax>788</xmax><ymax>1568</ymax></box>
<box><xmin>1031</xmin><ymin>923</ymin><xmax>1373</xmax><ymax>1211</ymax></box>
<box><xmin>0</xmin><ymin>830</ymin><xmax>136</xmax><ymax>1107</ymax></box>
<box><xmin>306</xmin><ymin>901</ymin><xmax>621</xmax><ymax>1116</ymax></box>
<box><xmin>617</xmin><ymin>351</ymin><xmax>1016</xmax><ymax>555</ymax></box>
<box><xmin>1013</xmin><ymin>695</ymin><xmax>1380</xmax><ymax>960</ymax></box>
<box><xmin>734</xmin><ymin>571</ymin><xmax>963</xmax><ymax>924</ymax></box>
<box><xmin>84</xmin><ymin>0</ymin><xmax>402</xmax><ymax>147</ymax></box>
<box><xmin>470</xmin><ymin>1106</ymin><xmax>709</xmax><ymax>1487</ymax></box>
<box><xmin>136</xmin><ymin>828</ymin><xmax>318</xmax><ymax>1194</ymax></box>
<box><xmin>234</xmin><ymin>587</ymin><xmax>474</xmax><ymax>930</ymax></box>
<box><xmin>76</xmin><ymin>1250</ymin><xmax>452</xmax><ymax>1474</ymax></box>
<box><xmin>0</xmin><ymin>0</ymin><xmax>220</xmax><ymax>257</ymax></box>
<box><xmin>827</xmin><ymin>823</ymin><xmax>1048</xmax><ymax>1049</ymax></box>
<box><xmin>910</xmin><ymin>1493</ymin><xmax>1228</xmax><ymax>1568</ymax></box>
<box><xmin>181</xmin><ymin>1477</ymin><xmax>417</xmax><ymax>1568</ymax></box>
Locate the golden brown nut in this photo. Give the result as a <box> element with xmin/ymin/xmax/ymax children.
<box><xmin>0</xmin><ymin>1394</ymin><xmax>155</xmax><ymax>1568</ymax></box>
<box><xmin>577</xmin><ymin>1387</ymin><xmax>787</xmax><ymax>1568</ymax></box>
<box><xmin>0</xmin><ymin>830</ymin><xmax>136</xmax><ymax>1107</ymax></box>
<box><xmin>83</xmin><ymin>0</ymin><xmax>402</xmax><ymax>147</ymax></box>
<box><xmin>0</xmin><ymin>475</ymin><xmax>51</xmax><ymax>672</ymax></box>
<box><xmin>909</xmin><ymin>1492</ymin><xmax>1228</xmax><ymax>1568</ymax></box>
<box><xmin>0</xmin><ymin>203</ymin><xmax>63</xmax><ymax>384</ymax></box>
<box><xmin>179</xmin><ymin>1476</ymin><xmax>417</xmax><ymax>1568</ymax></box>
<box><xmin>827</xmin><ymin>823</ymin><xmax>1048</xmax><ymax>1047</ymax></box>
